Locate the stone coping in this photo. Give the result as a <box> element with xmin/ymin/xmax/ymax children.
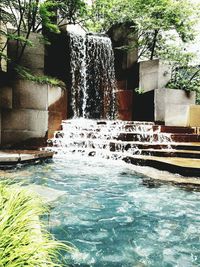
<box><xmin>0</xmin><ymin>150</ymin><xmax>54</xmax><ymax>168</ymax></box>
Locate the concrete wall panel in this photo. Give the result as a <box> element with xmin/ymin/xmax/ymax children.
<box><xmin>2</xmin><ymin>109</ymin><xmax>48</xmax><ymax>133</ymax></box>
<box><xmin>165</xmin><ymin>104</ymin><xmax>190</xmax><ymax>126</ymax></box>
<box><xmin>0</xmin><ymin>86</ymin><xmax>12</xmax><ymax>109</ymax></box>
<box><xmin>139</xmin><ymin>60</ymin><xmax>171</xmax><ymax>93</ymax></box>
<box><xmin>13</xmin><ymin>79</ymin><xmax>48</xmax><ymax>110</ymax></box>
<box><xmin>155</xmin><ymin>88</ymin><xmax>196</xmax><ymax>124</ymax></box>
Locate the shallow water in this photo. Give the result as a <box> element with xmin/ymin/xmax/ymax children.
<box><xmin>2</xmin><ymin>156</ymin><xmax>200</xmax><ymax>267</ymax></box>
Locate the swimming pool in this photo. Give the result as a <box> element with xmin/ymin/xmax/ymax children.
<box><xmin>2</xmin><ymin>156</ymin><xmax>200</xmax><ymax>266</ymax></box>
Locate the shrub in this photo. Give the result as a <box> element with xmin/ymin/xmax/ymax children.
<box><xmin>0</xmin><ymin>183</ymin><xmax>73</xmax><ymax>267</ymax></box>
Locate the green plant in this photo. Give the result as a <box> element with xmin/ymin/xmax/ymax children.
<box><xmin>15</xmin><ymin>65</ymin><xmax>66</xmax><ymax>87</ymax></box>
<box><xmin>0</xmin><ymin>182</ymin><xmax>74</xmax><ymax>266</ymax></box>
<box><xmin>57</xmin><ymin>0</ymin><xmax>88</xmax><ymax>26</ymax></box>
<box><xmin>167</xmin><ymin>66</ymin><xmax>200</xmax><ymax>93</ymax></box>
<box><xmin>135</xmin><ymin>87</ymin><xmax>145</xmax><ymax>94</ymax></box>
<box><xmin>164</xmin><ymin>46</ymin><xmax>200</xmax><ymax>96</ymax></box>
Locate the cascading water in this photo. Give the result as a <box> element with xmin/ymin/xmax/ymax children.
<box><xmin>70</xmin><ymin>32</ymin><xmax>116</xmax><ymax>119</ymax></box>
<box><xmin>70</xmin><ymin>32</ymin><xmax>87</xmax><ymax>118</ymax></box>
<box><xmin>48</xmin><ymin>119</ymin><xmax>173</xmax><ymax>159</ymax></box>
<box><xmin>48</xmin><ymin>29</ymin><xmax>173</xmax><ymax>160</ymax></box>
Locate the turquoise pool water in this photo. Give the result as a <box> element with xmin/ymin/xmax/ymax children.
<box><xmin>3</xmin><ymin>157</ymin><xmax>200</xmax><ymax>267</ymax></box>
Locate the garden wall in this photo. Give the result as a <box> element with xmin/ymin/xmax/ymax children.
<box><xmin>0</xmin><ymin>79</ymin><xmax>67</xmax><ymax>148</ymax></box>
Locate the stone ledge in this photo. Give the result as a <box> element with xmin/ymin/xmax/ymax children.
<box><xmin>0</xmin><ymin>150</ymin><xmax>54</xmax><ymax>168</ymax></box>
<box><xmin>123</xmin><ymin>155</ymin><xmax>200</xmax><ymax>177</ymax></box>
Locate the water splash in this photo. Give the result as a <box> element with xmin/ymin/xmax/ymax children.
<box><xmin>70</xmin><ymin>33</ymin><xmax>117</xmax><ymax>119</ymax></box>
<box><xmin>47</xmin><ymin>119</ymin><xmax>172</xmax><ymax>159</ymax></box>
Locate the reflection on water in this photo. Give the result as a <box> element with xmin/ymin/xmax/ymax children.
<box><xmin>2</xmin><ymin>156</ymin><xmax>200</xmax><ymax>267</ymax></box>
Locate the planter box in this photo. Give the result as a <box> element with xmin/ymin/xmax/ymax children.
<box><xmin>155</xmin><ymin>88</ymin><xmax>196</xmax><ymax>126</ymax></box>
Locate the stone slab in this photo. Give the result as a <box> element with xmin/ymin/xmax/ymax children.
<box><xmin>0</xmin><ymin>22</ymin><xmax>7</xmax><ymax>72</ymax></box>
<box><xmin>123</xmin><ymin>155</ymin><xmax>200</xmax><ymax>177</ymax></box>
<box><xmin>158</xmin><ymin>61</ymin><xmax>172</xmax><ymax>89</ymax></box>
<box><xmin>139</xmin><ymin>60</ymin><xmax>159</xmax><ymax>93</ymax></box>
<box><xmin>0</xmin><ymin>150</ymin><xmax>53</xmax><ymax>165</ymax></box>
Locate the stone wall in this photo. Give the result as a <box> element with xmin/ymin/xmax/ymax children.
<box><xmin>0</xmin><ymin>79</ymin><xmax>67</xmax><ymax>147</ymax></box>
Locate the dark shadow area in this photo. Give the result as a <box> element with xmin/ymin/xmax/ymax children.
<box><xmin>133</xmin><ymin>90</ymin><xmax>154</xmax><ymax>121</ymax></box>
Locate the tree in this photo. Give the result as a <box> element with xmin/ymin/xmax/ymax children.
<box><xmin>57</xmin><ymin>0</ymin><xmax>87</xmax><ymax>27</ymax></box>
<box><xmin>87</xmin><ymin>0</ymin><xmax>200</xmax><ymax>61</ymax></box>
<box><xmin>0</xmin><ymin>0</ymin><xmax>60</xmax><ymax>69</ymax></box>
<box><xmin>0</xmin><ymin>0</ymin><xmax>89</xmax><ymax>71</ymax></box>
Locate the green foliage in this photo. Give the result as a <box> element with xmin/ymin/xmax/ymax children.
<box><xmin>167</xmin><ymin>66</ymin><xmax>200</xmax><ymax>93</ymax></box>
<box><xmin>1</xmin><ymin>0</ymin><xmax>60</xmax><ymax>33</ymax></box>
<box><xmin>196</xmin><ymin>91</ymin><xmax>200</xmax><ymax>105</ymax></box>
<box><xmin>0</xmin><ymin>0</ymin><xmax>88</xmax><ymax>69</ymax></box>
<box><xmin>39</xmin><ymin>1</ymin><xmax>60</xmax><ymax>33</ymax></box>
<box><xmin>135</xmin><ymin>87</ymin><xmax>145</xmax><ymax>94</ymax></box>
<box><xmin>0</xmin><ymin>0</ymin><xmax>60</xmax><ymax>67</ymax></box>
<box><xmin>87</xmin><ymin>0</ymin><xmax>199</xmax><ymax>60</ymax></box>
<box><xmin>57</xmin><ymin>0</ymin><xmax>88</xmax><ymax>25</ymax></box>
<box><xmin>164</xmin><ymin>45</ymin><xmax>200</xmax><ymax>99</ymax></box>
<box><xmin>86</xmin><ymin>0</ymin><xmax>121</xmax><ymax>32</ymax></box>
<box><xmin>0</xmin><ymin>183</ymin><xmax>74</xmax><ymax>266</ymax></box>
<box><xmin>15</xmin><ymin>66</ymin><xmax>65</xmax><ymax>87</ymax></box>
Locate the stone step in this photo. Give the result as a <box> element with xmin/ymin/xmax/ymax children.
<box><xmin>140</xmin><ymin>149</ymin><xmax>200</xmax><ymax>159</ymax></box>
<box><xmin>109</xmin><ymin>141</ymin><xmax>200</xmax><ymax>151</ymax></box>
<box><xmin>123</xmin><ymin>155</ymin><xmax>200</xmax><ymax>177</ymax></box>
<box><xmin>153</xmin><ymin>125</ymin><xmax>195</xmax><ymax>134</ymax></box>
<box><xmin>0</xmin><ymin>150</ymin><xmax>54</xmax><ymax>169</ymax></box>
<box><xmin>116</xmin><ymin>133</ymin><xmax>200</xmax><ymax>142</ymax></box>
<box><xmin>62</xmin><ymin>120</ymin><xmax>155</xmax><ymax>126</ymax></box>
<box><xmin>61</xmin><ymin>121</ymin><xmax>195</xmax><ymax>134</ymax></box>
<box><xmin>170</xmin><ymin>134</ymin><xmax>200</xmax><ymax>142</ymax></box>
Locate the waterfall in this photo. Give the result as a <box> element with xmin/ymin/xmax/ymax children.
<box><xmin>47</xmin><ymin>119</ymin><xmax>172</xmax><ymax>159</ymax></box>
<box><xmin>70</xmin><ymin>32</ymin><xmax>117</xmax><ymax>119</ymax></box>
